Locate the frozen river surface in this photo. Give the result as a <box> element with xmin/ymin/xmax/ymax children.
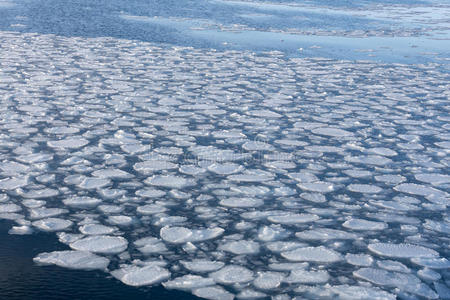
<box><xmin>0</xmin><ymin>0</ymin><xmax>449</xmax><ymax>299</ymax></box>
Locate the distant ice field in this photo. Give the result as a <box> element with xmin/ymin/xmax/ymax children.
<box><xmin>0</xmin><ymin>0</ymin><xmax>449</xmax><ymax>63</ymax></box>
<box><xmin>0</xmin><ymin>30</ymin><xmax>449</xmax><ymax>299</ymax></box>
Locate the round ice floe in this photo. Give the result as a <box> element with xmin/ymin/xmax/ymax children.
<box><xmin>345</xmin><ymin>155</ymin><xmax>392</xmax><ymax>166</ymax></box>
<box><xmin>145</xmin><ymin>175</ymin><xmax>194</xmax><ymax>189</ymax></box>
<box><xmin>29</xmin><ymin>207</ymin><xmax>67</xmax><ymax>220</ymax></box>
<box><xmin>242</xmin><ymin>141</ymin><xmax>274</xmax><ymax>151</ymax></box>
<box><xmin>343</xmin><ymin>218</ymin><xmax>387</xmax><ymax>231</ymax></box>
<box><xmin>0</xmin><ymin>203</ymin><xmax>21</xmax><ymax>213</ymax></box>
<box><xmin>367</xmin><ymin>147</ymin><xmax>397</xmax><ymax>157</ymax></box>
<box><xmin>368</xmin><ymin>243</ymin><xmax>439</xmax><ymax>258</ymax></box>
<box><xmin>281</xmin><ymin>246</ymin><xmax>342</xmax><ymax>262</ymax></box>
<box><xmin>266</xmin><ymin>242</ymin><xmax>306</xmax><ymax>253</ymax></box>
<box><xmin>377</xmin><ymin>260</ymin><xmax>410</xmax><ymax>273</ymax></box>
<box><xmin>163</xmin><ymin>275</ymin><xmax>215</xmax><ymax>291</ymax></box>
<box><xmin>209</xmin><ymin>265</ymin><xmax>254</xmax><ymax>284</ymax></box>
<box><xmin>208</xmin><ymin>163</ymin><xmax>243</xmax><ymax>175</ymax></box>
<box><xmin>134</xmin><ymin>237</ymin><xmax>167</xmax><ymax>254</ymax></box>
<box><xmin>160</xmin><ymin>226</ymin><xmax>192</xmax><ymax>244</ymax></box>
<box><xmin>316</xmin><ymin>285</ymin><xmax>396</xmax><ymax>300</ymax></box>
<box><xmin>92</xmin><ymin>168</ymin><xmax>133</xmax><ymax>179</ymax></box>
<box><xmin>63</xmin><ymin>196</ymin><xmax>102</xmax><ymax>208</ymax></box>
<box><xmin>48</xmin><ymin>138</ymin><xmax>89</xmax><ymax>149</ymax></box>
<box><xmin>180</xmin><ymin>260</ymin><xmax>225</xmax><ymax>273</ymax></box>
<box><xmin>32</xmin><ymin>218</ymin><xmax>73</xmax><ymax>232</ymax></box>
<box><xmin>253</xmin><ymin>272</ymin><xmax>284</xmax><ymax>290</ymax></box>
<box><xmin>288</xmin><ymin>172</ymin><xmax>318</xmax><ymax>183</ymax></box>
<box><xmin>34</xmin><ymin>250</ymin><xmax>109</xmax><ymax>270</ymax></box>
<box><xmin>284</xmin><ymin>269</ymin><xmax>329</xmax><ymax>284</ymax></box>
<box><xmin>415</xmin><ymin>173</ymin><xmax>450</xmax><ymax>185</ymax></box>
<box><xmin>300</xmin><ymin>192</ymin><xmax>327</xmax><ymax>203</ymax></box>
<box><xmin>347</xmin><ymin>184</ymin><xmax>382</xmax><ymax>194</ymax></box>
<box><xmin>0</xmin><ymin>177</ymin><xmax>29</xmax><ymax>190</ymax></box>
<box><xmin>219</xmin><ymin>240</ymin><xmax>260</xmax><ymax>255</ymax></box>
<box><xmin>228</xmin><ymin>170</ymin><xmax>274</xmax><ymax>182</ymax></box>
<box><xmin>296</xmin><ymin>228</ymin><xmax>358</xmax><ymax>240</ymax></box>
<box><xmin>374</xmin><ymin>174</ymin><xmax>405</xmax><ymax>184</ymax></box>
<box><xmin>193</xmin><ymin>286</ymin><xmax>234</xmax><ymax>300</ymax></box>
<box><xmin>70</xmin><ymin>235</ymin><xmax>128</xmax><ymax>254</ymax></box>
<box><xmin>20</xmin><ymin>188</ymin><xmax>59</xmax><ymax>199</ymax></box>
<box><xmin>179</xmin><ymin>165</ymin><xmax>206</xmax><ymax>176</ymax></box>
<box><xmin>134</xmin><ymin>160</ymin><xmax>178</xmax><ymax>174</ymax></box>
<box><xmin>296</xmin><ymin>182</ymin><xmax>334</xmax><ymax>193</ymax></box>
<box><xmin>311</xmin><ymin>127</ymin><xmax>353</xmax><ymax>137</ymax></box>
<box><xmin>411</xmin><ymin>257</ymin><xmax>450</xmax><ymax>269</ymax></box>
<box><xmin>219</xmin><ymin>197</ymin><xmax>263</xmax><ymax>208</ymax></box>
<box><xmin>112</xmin><ymin>265</ymin><xmax>170</xmax><ymax>287</ymax></box>
<box><xmin>136</xmin><ymin>204</ymin><xmax>167</xmax><ymax>215</ymax></box>
<box><xmin>79</xmin><ymin>224</ymin><xmax>116</xmax><ymax>235</ymax></box>
<box><xmin>107</xmin><ymin>215</ymin><xmax>133</xmax><ymax>226</ymax></box>
<box><xmin>353</xmin><ymin>268</ymin><xmax>438</xmax><ymax>299</ymax></box>
<box><xmin>257</xmin><ymin>225</ymin><xmax>290</xmax><ymax>242</ymax></box>
<box><xmin>394</xmin><ymin>183</ymin><xmax>445</xmax><ymax>197</ymax></box>
<box><xmin>77</xmin><ymin>177</ymin><xmax>111</xmax><ymax>190</ymax></box>
<box><xmin>268</xmin><ymin>213</ymin><xmax>319</xmax><ymax>224</ymax></box>
<box><xmin>135</xmin><ymin>188</ymin><xmax>166</xmax><ymax>198</ymax></box>
<box><xmin>345</xmin><ymin>253</ymin><xmax>373</xmax><ymax>266</ymax></box>
<box><xmin>231</xmin><ymin>185</ymin><xmax>271</xmax><ymax>196</ymax></box>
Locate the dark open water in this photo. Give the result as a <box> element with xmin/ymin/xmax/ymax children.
<box><xmin>0</xmin><ymin>220</ymin><xmax>200</xmax><ymax>300</ymax></box>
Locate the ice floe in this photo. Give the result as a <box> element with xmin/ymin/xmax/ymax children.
<box><xmin>34</xmin><ymin>250</ymin><xmax>110</xmax><ymax>270</ymax></box>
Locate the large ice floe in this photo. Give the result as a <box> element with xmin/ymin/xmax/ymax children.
<box><xmin>0</xmin><ymin>30</ymin><xmax>449</xmax><ymax>299</ymax></box>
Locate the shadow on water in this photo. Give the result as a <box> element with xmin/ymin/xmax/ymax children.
<box><xmin>0</xmin><ymin>220</ymin><xmax>201</xmax><ymax>300</ymax></box>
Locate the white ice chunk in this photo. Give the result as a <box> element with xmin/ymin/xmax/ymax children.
<box><xmin>163</xmin><ymin>275</ymin><xmax>215</xmax><ymax>291</ymax></box>
<box><xmin>345</xmin><ymin>253</ymin><xmax>373</xmax><ymax>266</ymax></box>
<box><xmin>145</xmin><ymin>175</ymin><xmax>194</xmax><ymax>189</ymax></box>
<box><xmin>63</xmin><ymin>196</ymin><xmax>102</xmax><ymax>208</ymax></box>
<box><xmin>281</xmin><ymin>246</ymin><xmax>342</xmax><ymax>262</ymax></box>
<box><xmin>347</xmin><ymin>184</ymin><xmax>382</xmax><ymax>194</ymax></box>
<box><xmin>48</xmin><ymin>137</ymin><xmax>89</xmax><ymax>149</ymax></box>
<box><xmin>219</xmin><ymin>197</ymin><xmax>264</xmax><ymax>208</ymax></box>
<box><xmin>368</xmin><ymin>243</ymin><xmax>439</xmax><ymax>258</ymax></box>
<box><xmin>79</xmin><ymin>224</ymin><xmax>116</xmax><ymax>235</ymax></box>
<box><xmin>112</xmin><ymin>265</ymin><xmax>170</xmax><ymax>287</ymax></box>
<box><xmin>253</xmin><ymin>272</ymin><xmax>284</xmax><ymax>290</ymax></box>
<box><xmin>70</xmin><ymin>235</ymin><xmax>128</xmax><ymax>254</ymax></box>
<box><xmin>193</xmin><ymin>286</ymin><xmax>234</xmax><ymax>300</ymax></box>
<box><xmin>209</xmin><ymin>265</ymin><xmax>254</xmax><ymax>284</ymax></box>
<box><xmin>34</xmin><ymin>250</ymin><xmax>110</xmax><ymax>270</ymax></box>
<box><xmin>343</xmin><ymin>218</ymin><xmax>387</xmax><ymax>231</ymax></box>
<box><xmin>311</xmin><ymin>127</ymin><xmax>353</xmax><ymax>137</ymax></box>
<box><xmin>353</xmin><ymin>268</ymin><xmax>438</xmax><ymax>299</ymax></box>
<box><xmin>219</xmin><ymin>240</ymin><xmax>260</xmax><ymax>255</ymax></box>
<box><xmin>284</xmin><ymin>269</ymin><xmax>329</xmax><ymax>284</ymax></box>
<box><xmin>180</xmin><ymin>260</ymin><xmax>225</xmax><ymax>273</ymax></box>
<box><xmin>411</xmin><ymin>257</ymin><xmax>450</xmax><ymax>269</ymax></box>
<box><xmin>32</xmin><ymin>218</ymin><xmax>73</xmax><ymax>232</ymax></box>
<box><xmin>268</xmin><ymin>213</ymin><xmax>319</xmax><ymax>224</ymax></box>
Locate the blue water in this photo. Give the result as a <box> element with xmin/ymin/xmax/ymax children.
<box><xmin>0</xmin><ymin>220</ymin><xmax>201</xmax><ymax>300</ymax></box>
